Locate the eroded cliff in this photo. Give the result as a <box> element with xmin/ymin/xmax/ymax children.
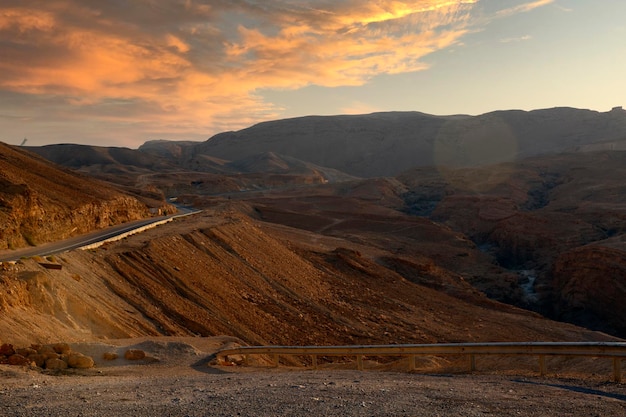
<box><xmin>0</xmin><ymin>142</ymin><xmax>153</xmax><ymax>250</ymax></box>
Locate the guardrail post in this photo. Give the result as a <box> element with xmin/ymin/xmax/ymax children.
<box><xmin>244</xmin><ymin>354</ymin><xmax>249</xmax><ymax>366</ymax></box>
<box><xmin>272</xmin><ymin>354</ymin><xmax>279</xmax><ymax>367</ymax></box>
<box><xmin>357</xmin><ymin>355</ymin><xmax>364</xmax><ymax>371</ymax></box>
<box><xmin>613</xmin><ymin>358</ymin><xmax>622</xmax><ymax>383</ymax></box>
<box><xmin>538</xmin><ymin>355</ymin><xmax>546</xmax><ymax>377</ymax></box>
<box><xmin>468</xmin><ymin>354</ymin><xmax>476</xmax><ymax>372</ymax></box>
<box><xmin>312</xmin><ymin>355</ymin><xmax>318</xmax><ymax>370</ymax></box>
<box><xmin>409</xmin><ymin>355</ymin><xmax>416</xmax><ymax>371</ymax></box>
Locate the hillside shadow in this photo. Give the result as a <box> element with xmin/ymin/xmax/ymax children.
<box><xmin>513</xmin><ymin>379</ymin><xmax>626</xmax><ymax>402</ymax></box>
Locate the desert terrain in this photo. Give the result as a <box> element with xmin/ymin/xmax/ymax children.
<box><xmin>1</xmin><ymin>336</ymin><xmax>625</xmax><ymax>416</ymax></box>
<box><xmin>2</xmin><ymin>107</ymin><xmax>626</xmax><ymax>413</ymax></box>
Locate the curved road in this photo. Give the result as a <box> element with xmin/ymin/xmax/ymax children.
<box><xmin>0</xmin><ymin>207</ymin><xmax>199</xmax><ymax>262</ymax></box>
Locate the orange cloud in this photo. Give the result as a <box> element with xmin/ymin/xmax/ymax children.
<box><xmin>0</xmin><ymin>8</ymin><xmax>55</xmax><ymax>32</ymax></box>
<box><xmin>0</xmin><ymin>1</ymin><xmax>552</xmax><ymax>145</ymax></box>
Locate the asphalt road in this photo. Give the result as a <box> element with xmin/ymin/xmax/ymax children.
<box><xmin>0</xmin><ymin>208</ymin><xmax>199</xmax><ymax>262</ymax></box>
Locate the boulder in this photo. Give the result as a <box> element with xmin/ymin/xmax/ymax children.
<box><xmin>8</xmin><ymin>354</ymin><xmax>31</xmax><ymax>366</ymax></box>
<box><xmin>28</xmin><ymin>353</ymin><xmax>46</xmax><ymax>368</ymax></box>
<box><xmin>45</xmin><ymin>357</ymin><xmax>68</xmax><ymax>370</ymax></box>
<box><xmin>37</xmin><ymin>346</ymin><xmax>60</xmax><ymax>360</ymax></box>
<box><xmin>67</xmin><ymin>353</ymin><xmax>95</xmax><ymax>369</ymax></box>
<box><xmin>103</xmin><ymin>352</ymin><xmax>118</xmax><ymax>361</ymax></box>
<box><xmin>52</xmin><ymin>343</ymin><xmax>72</xmax><ymax>355</ymax></box>
<box><xmin>124</xmin><ymin>349</ymin><xmax>146</xmax><ymax>361</ymax></box>
<box><xmin>16</xmin><ymin>347</ymin><xmax>37</xmax><ymax>357</ymax></box>
<box><xmin>0</xmin><ymin>343</ymin><xmax>15</xmax><ymax>356</ymax></box>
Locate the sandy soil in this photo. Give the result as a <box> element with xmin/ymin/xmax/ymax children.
<box><xmin>1</xmin><ymin>337</ymin><xmax>624</xmax><ymax>416</ymax></box>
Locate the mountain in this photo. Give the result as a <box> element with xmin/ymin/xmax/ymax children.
<box><xmin>190</xmin><ymin>107</ymin><xmax>626</xmax><ymax>177</ymax></box>
<box><xmin>0</xmin><ymin>142</ymin><xmax>154</xmax><ymax>251</ymax></box>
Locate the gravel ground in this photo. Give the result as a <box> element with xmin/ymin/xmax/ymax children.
<box><xmin>1</xmin><ymin>363</ymin><xmax>625</xmax><ymax>417</ymax></box>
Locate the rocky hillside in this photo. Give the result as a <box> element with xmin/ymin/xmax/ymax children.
<box><xmin>398</xmin><ymin>151</ymin><xmax>626</xmax><ymax>335</ymax></box>
<box><xmin>551</xmin><ymin>237</ymin><xmax>626</xmax><ymax>336</ymax></box>
<box><xmin>0</xmin><ymin>142</ymin><xmax>154</xmax><ymax>251</ymax></box>
<box><xmin>0</xmin><ymin>204</ymin><xmax>614</xmax><ymax>347</ymax></box>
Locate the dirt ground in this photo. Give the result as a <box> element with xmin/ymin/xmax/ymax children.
<box><xmin>1</xmin><ymin>337</ymin><xmax>624</xmax><ymax>416</ymax></box>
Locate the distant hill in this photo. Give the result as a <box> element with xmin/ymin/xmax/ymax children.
<box><xmin>0</xmin><ymin>142</ymin><xmax>152</xmax><ymax>250</ymax></box>
<box><xmin>27</xmin><ymin>143</ymin><xmax>178</xmax><ymax>179</ymax></box>
<box><xmin>189</xmin><ymin>107</ymin><xmax>626</xmax><ymax>177</ymax></box>
<box><xmin>29</xmin><ymin>143</ymin><xmax>357</xmax><ymax>197</ymax></box>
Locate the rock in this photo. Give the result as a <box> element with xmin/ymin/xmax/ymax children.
<box><xmin>37</xmin><ymin>345</ymin><xmax>60</xmax><ymax>360</ymax></box>
<box><xmin>16</xmin><ymin>347</ymin><xmax>37</xmax><ymax>357</ymax></box>
<box><xmin>0</xmin><ymin>343</ymin><xmax>15</xmax><ymax>356</ymax></box>
<box><xmin>45</xmin><ymin>357</ymin><xmax>68</xmax><ymax>370</ymax></box>
<box><xmin>8</xmin><ymin>354</ymin><xmax>31</xmax><ymax>366</ymax></box>
<box><xmin>124</xmin><ymin>349</ymin><xmax>146</xmax><ymax>361</ymax></box>
<box><xmin>103</xmin><ymin>352</ymin><xmax>119</xmax><ymax>361</ymax></box>
<box><xmin>28</xmin><ymin>353</ymin><xmax>46</xmax><ymax>368</ymax></box>
<box><xmin>52</xmin><ymin>343</ymin><xmax>72</xmax><ymax>355</ymax></box>
<box><xmin>0</xmin><ymin>355</ymin><xmax>7</xmax><ymax>364</ymax></box>
<box><xmin>67</xmin><ymin>353</ymin><xmax>94</xmax><ymax>369</ymax></box>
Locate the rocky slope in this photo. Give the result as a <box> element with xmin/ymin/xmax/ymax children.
<box><xmin>0</xmin><ymin>142</ymin><xmax>155</xmax><ymax>251</ymax></box>
<box><xmin>551</xmin><ymin>237</ymin><xmax>626</xmax><ymax>336</ymax></box>
<box><xmin>0</xmin><ymin>204</ymin><xmax>614</xmax><ymax>348</ymax></box>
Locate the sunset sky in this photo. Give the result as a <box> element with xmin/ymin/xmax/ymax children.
<box><xmin>1</xmin><ymin>0</ymin><xmax>624</xmax><ymax>148</ymax></box>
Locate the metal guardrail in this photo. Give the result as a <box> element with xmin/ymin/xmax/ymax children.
<box><xmin>216</xmin><ymin>342</ymin><xmax>626</xmax><ymax>382</ymax></box>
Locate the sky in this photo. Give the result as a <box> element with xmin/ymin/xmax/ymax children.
<box><xmin>0</xmin><ymin>0</ymin><xmax>625</xmax><ymax>148</ymax></box>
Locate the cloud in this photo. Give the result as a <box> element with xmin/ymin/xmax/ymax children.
<box><xmin>500</xmin><ymin>35</ymin><xmax>533</xmax><ymax>43</ymax></box>
<box><xmin>495</xmin><ymin>0</ymin><xmax>555</xmax><ymax>18</ymax></box>
<box><xmin>0</xmin><ymin>0</ymin><xmax>552</xmax><ymax>146</ymax></box>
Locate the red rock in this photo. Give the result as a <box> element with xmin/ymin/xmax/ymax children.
<box><xmin>0</xmin><ymin>343</ymin><xmax>15</xmax><ymax>356</ymax></box>
<box><xmin>8</xmin><ymin>354</ymin><xmax>31</xmax><ymax>366</ymax></box>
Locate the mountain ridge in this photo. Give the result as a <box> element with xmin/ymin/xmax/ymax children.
<box><xmin>176</xmin><ymin>106</ymin><xmax>626</xmax><ymax>177</ymax></box>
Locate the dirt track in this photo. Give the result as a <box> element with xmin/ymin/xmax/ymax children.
<box><xmin>1</xmin><ymin>338</ymin><xmax>624</xmax><ymax>417</ymax></box>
